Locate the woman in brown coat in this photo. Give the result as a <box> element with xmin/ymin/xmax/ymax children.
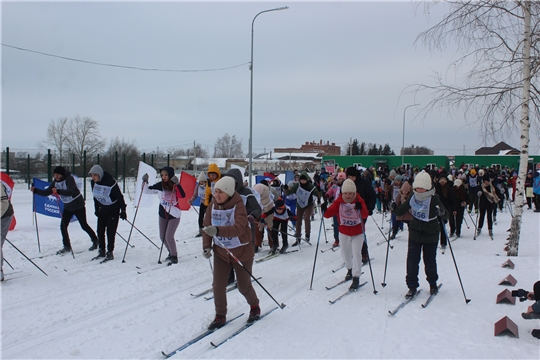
<box><xmin>202</xmin><ymin>176</ymin><xmax>260</xmax><ymax>330</ymax></box>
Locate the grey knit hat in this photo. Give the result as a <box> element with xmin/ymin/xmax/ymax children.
<box><xmin>88</xmin><ymin>164</ymin><xmax>104</xmax><ymax>180</ymax></box>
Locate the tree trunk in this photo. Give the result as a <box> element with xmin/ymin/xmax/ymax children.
<box><xmin>507</xmin><ymin>1</ymin><xmax>531</xmax><ymax>257</ymax></box>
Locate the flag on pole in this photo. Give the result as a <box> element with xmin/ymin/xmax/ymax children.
<box><xmin>135</xmin><ymin>161</ymin><xmax>158</xmax><ymax>208</ymax></box>
<box><xmin>32</xmin><ymin>177</ymin><xmax>75</xmax><ymax>221</ymax></box>
<box><xmin>177</xmin><ymin>171</ymin><xmax>196</xmax><ymax>211</ymax></box>
<box><xmin>1</xmin><ymin>172</ymin><xmax>17</xmax><ymax>230</ymax></box>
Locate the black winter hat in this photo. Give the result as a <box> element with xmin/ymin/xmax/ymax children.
<box><xmin>482</xmin><ymin>174</ymin><xmax>491</xmax><ymax>182</ymax></box>
<box><xmin>53</xmin><ymin>166</ymin><xmax>66</xmax><ymax>176</ymax></box>
<box><xmin>274</xmin><ymin>199</ymin><xmax>285</xmax><ymax>208</ymax></box>
<box><xmin>345</xmin><ymin>166</ymin><xmax>360</xmax><ymax>178</ymax></box>
<box><xmin>160</xmin><ymin>166</ymin><xmax>175</xmax><ymax>179</ymax></box>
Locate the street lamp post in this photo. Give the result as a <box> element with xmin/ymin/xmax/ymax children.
<box><xmin>249</xmin><ymin>6</ymin><xmax>289</xmax><ymax>186</ymax></box>
<box><xmin>402</xmin><ymin>103</ymin><xmax>420</xmax><ymax>167</ymax></box>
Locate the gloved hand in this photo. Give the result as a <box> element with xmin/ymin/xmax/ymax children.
<box><xmin>120</xmin><ymin>210</ymin><xmax>127</xmax><ymax>220</ymax></box>
<box><xmin>436</xmin><ymin>206</ymin><xmax>446</xmax><ymax>217</ymax></box>
<box><xmin>142</xmin><ymin>173</ymin><xmax>149</xmax><ymax>183</ymax></box>
<box><xmin>171</xmin><ymin>176</ymin><xmax>179</xmax><ymax>184</ymax></box>
<box><xmin>321</xmin><ymin>202</ymin><xmax>327</xmax><ymax>212</ymax></box>
<box><xmin>202</xmin><ymin>248</ymin><xmax>212</xmax><ymax>259</ymax></box>
<box><xmin>355</xmin><ymin>202</ymin><xmax>362</xmax><ymax>210</ymax></box>
<box><xmin>291</xmin><ymin>215</ymin><xmax>298</xmax><ymax>221</ymax></box>
<box><xmin>247</xmin><ymin>215</ymin><xmax>255</xmax><ymax>224</ymax></box>
<box><xmin>203</xmin><ymin>226</ymin><xmax>219</xmax><ymax>237</ymax></box>
<box><xmin>477</xmin><ymin>191</ymin><xmax>482</xmax><ymax>197</ymax></box>
<box><xmin>461</xmin><ymin>201</ymin><xmax>467</xmax><ymax>207</ymax></box>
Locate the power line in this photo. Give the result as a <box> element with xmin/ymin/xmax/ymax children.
<box><xmin>1</xmin><ymin>43</ymin><xmax>250</xmax><ymax>73</ymax></box>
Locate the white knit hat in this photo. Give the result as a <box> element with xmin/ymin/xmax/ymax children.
<box><xmin>198</xmin><ymin>172</ymin><xmax>206</xmax><ymax>182</ymax></box>
<box><xmin>454</xmin><ymin>179</ymin><xmax>463</xmax><ymax>187</ymax></box>
<box><xmin>412</xmin><ymin>171</ymin><xmax>432</xmax><ymax>190</ymax></box>
<box><xmin>341</xmin><ymin>179</ymin><xmax>356</xmax><ymax>193</ymax></box>
<box><xmin>214</xmin><ymin>176</ymin><xmax>235</xmax><ymax>197</ymax></box>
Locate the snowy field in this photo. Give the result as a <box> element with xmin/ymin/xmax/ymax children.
<box><xmin>1</xmin><ymin>178</ymin><xmax>539</xmax><ymax>359</ymax></box>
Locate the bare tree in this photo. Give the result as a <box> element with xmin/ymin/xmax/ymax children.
<box><xmin>38</xmin><ymin>117</ymin><xmax>70</xmax><ymax>165</ymax></box>
<box><xmin>213</xmin><ymin>133</ymin><xmax>244</xmax><ymax>158</ymax></box>
<box><xmin>65</xmin><ymin>116</ymin><xmax>106</xmax><ymax>163</ymax></box>
<box><xmin>413</xmin><ymin>1</ymin><xmax>539</xmax><ymax>256</ymax></box>
<box><xmin>100</xmin><ymin>137</ymin><xmax>140</xmax><ymax>176</ymax></box>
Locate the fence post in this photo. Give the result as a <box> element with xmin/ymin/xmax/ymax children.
<box><xmin>27</xmin><ymin>154</ymin><xmax>30</xmax><ymax>189</ymax></box>
<box><xmin>123</xmin><ymin>153</ymin><xmax>126</xmax><ymax>193</ymax></box>
<box><xmin>47</xmin><ymin>149</ymin><xmax>52</xmax><ymax>182</ymax></box>
<box><xmin>97</xmin><ymin>153</ymin><xmax>100</xmax><ymax>165</ymax></box>
<box><xmin>142</xmin><ymin>153</ymin><xmax>146</xmax><ymax>163</ymax></box>
<box><xmin>5</xmin><ymin>147</ymin><xmax>9</xmax><ymax>175</ymax></box>
<box><xmin>83</xmin><ymin>150</ymin><xmax>87</xmax><ymax>200</ymax></box>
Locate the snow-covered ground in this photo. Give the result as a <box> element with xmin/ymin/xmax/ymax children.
<box><xmin>1</xmin><ymin>179</ymin><xmax>539</xmax><ymax>359</ymax></box>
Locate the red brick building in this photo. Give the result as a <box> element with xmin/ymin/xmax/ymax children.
<box><xmin>274</xmin><ymin>140</ymin><xmax>340</xmax><ymax>156</ymax></box>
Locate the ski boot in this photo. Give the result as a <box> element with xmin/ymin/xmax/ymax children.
<box><xmin>429</xmin><ymin>283</ymin><xmax>439</xmax><ymax>295</ymax></box>
<box><xmin>88</xmin><ymin>240</ymin><xmax>98</xmax><ymax>251</ymax></box>
<box><xmin>279</xmin><ymin>242</ymin><xmax>289</xmax><ymax>254</ymax></box>
<box><xmin>405</xmin><ymin>287</ymin><xmax>417</xmax><ymax>299</ymax></box>
<box><xmin>208</xmin><ymin>315</ymin><xmax>226</xmax><ymax>330</ymax></box>
<box><xmin>332</xmin><ymin>239</ymin><xmax>339</xmax><ymax>247</ymax></box>
<box><xmin>344</xmin><ymin>269</ymin><xmax>353</xmax><ymax>281</ymax></box>
<box><xmin>56</xmin><ymin>246</ymin><xmax>72</xmax><ymax>255</ymax></box>
<box><xmin>247</xmin><ymin>305</ymin><xmax>261</xmax><ymax>324</ymax></box>
<box><xmin>349</xmin><ymin>277</ymin><xmax>360</xmax><ymax>291</ymax></box>
<box><xmin>105</xmin><ymin>251</ymin><xmax>114</xmax><ymax>261</ymax></box>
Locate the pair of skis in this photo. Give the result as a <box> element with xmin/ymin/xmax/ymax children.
<box><xmin>388</xmin><ymin>284</ymin><xmax>443</xmax><ymax>315</ymax></box>
<box><xmin>161</xmin><ymin>307</ymin><xmax>277</xmax><ymax>357</ymax></box>
<box><xmin>255</xmin><ymin>249</ymin><xmax>298</xmax><ymax>263</ymax></box>
<box><xmin>201</xmin><ymin>277</ymin><xmax>262</xmax><ymax>301</ymax></box>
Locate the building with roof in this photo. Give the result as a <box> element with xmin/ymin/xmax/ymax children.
<box><xmin>475</xmin><ymin>141</ymin><xmax>520</xmax><ymax>155</ymax></box>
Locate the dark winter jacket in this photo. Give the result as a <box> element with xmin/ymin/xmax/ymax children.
<box><xmin>283</xmin><ymin>171</ymin><xmax>320</xmax><ymax>208</ymax></box>
<box><xmin>223</xmin><ymin>168</ymin><xmax>261</xmax><ymax>219</ymax></box>
<box><xmin>452</xmin><ymin>184</ymin><xmax>469</xmax><ymax>207</ymax></box>
<box><xmin>33</xmin><ymin>171</ymin><xmax>85</xmax><ymax>212</ymax></box>
<box><xmin>434</xmin><ymin>181</ymin><xmax>457</xmax><ymax>213</ymax></box>
<box><xmin>393</xmin><ymin>192</ymin><xmax>449</xmax><ymax>244</ymax></box>
<box><xmin>90</xmin><ymin>171</ymin><xmax>126</xmax><ymax>215</ymax></box>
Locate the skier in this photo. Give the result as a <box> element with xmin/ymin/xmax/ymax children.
<box><xmin>533</xmin><ymin>164</ymin><xmax>540</xmax><ymax>212</ymax></box>
<box><xmin>31</xmin><ymin>166</ymin><xmax>98</xmax><ymax>254</ymax></box>
<box><xmin>476</xmin><ymin>174</ymin><xmax>499</xmax><ymax>238</ymax></box>
<box><xmin>204</xmin><ymin>164</ymin><xmax>222</xmax><ymax>209</ymax></box>
<box><xmin>392</xmin><ymin>170</ymin><xmax>448</xmax><ymax>298</ymax></box>
<box><xmin>466</xmin><ymin>169</ymin><xmax>480</xmax><ymax>213</ymax></box>
<box><xmin>187</xmin><ymin>172</ymin><xmax>207</xmax><ymax>237</ymax></box>
<box><xmin>88</xmin><ymin>165</ymin><xmax>127</xmax><ymax>261</ymax></box>
<box><xmin>325</xmin><ymin>171</ymin><xmax>346</xmax><ymax>247</ymax></box>
<box><xmin>389</xmin><ymin>175</ymin><xmax>404</xmax><ymax>240</ymax></box>
<box><xmin>144</xmin><ymin>166</ymin><xmax>185</xmax><ymax>264</ymax></box>
<box><xmin>434</xmin><ymin>173</ymin><xmax>457</xmax><ymax>247</ymax></box>
<box><xmin>253</xmin><ymin>183</ymin><xmax>274</xmax><ymax>252</ymax></box>
<box><xmin>451</xmin><ymin>178</ymin><xmax>469</xmax><ymax>238</ymax></box>
<box><xmin>323</xmin><ymin>179</ymin><xmax>369</xmax><ymax>291</ymax></box>
<box><xmin>1</xmin><ymin>182</ymin><xmax>14</xmax><ymax>281</ymax></box>
<box><xmin>270</xmin><ymin>198</ymin><xmax>296</xmax><ymax>254</ymax></box>
<box><xmin>283</xmin><ymin>172</ymin><xmax>320</xmax><ymax>246</ymax></box>
<box><xmin>201</xmin><ymin>176</ymin><xmax>260</xmax><ymax>330</ymax></box>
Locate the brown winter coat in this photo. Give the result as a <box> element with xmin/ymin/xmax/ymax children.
<box><xmin>395</xmin><ymin>182</ymin><xmax>413</xmax><ymax>222</ymax></box>
<box><xmin>202</xmin><ymin>191</ymin><xmax>254</xmax><ymax>263</ymax></box>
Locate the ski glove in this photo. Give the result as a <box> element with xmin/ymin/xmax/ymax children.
<box><xmin>436</xmin><ymin>207</ymin><xmax>446</xmax><ymax>217</ymax></box>
<box><xmin>355</xmin><ymin>202</ymin><xmax>362</xmax><ymax>211</ymax></box>
<box><xmin>203</xmin><ymin>248</ymin><xmax>212</xmax><ymax>259</ymax></box>
<box><xmin>171</xmin><ymin>176</ymin><xmax>179</xmax><ymax>184</ymax></box>
<box><xmin>203</xmin><ymin>226</ymin><xmax>219</xmax><ymax>237</ymax></box>
<box><xmin>120</xmin><ymin>210</ymin><xmax>127</xmax><ymax>220</ymax></box>
<box><xmin>477</xmin><ymin>191</ymin><xmax>482</xmax><ymax>197</ymax></box>
<box><xmin>142</xmin><ymin>173</ymin><xmax>149</xmax><ymax>183</ymax></box>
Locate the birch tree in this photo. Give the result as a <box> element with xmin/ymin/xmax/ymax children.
<box><xmin>65</xmin><ymin>116</ymin><xmax>106</xmax><ymax>163</ymax></box>
<box><xmin>414</xmin><ymin>1</ymin><xmax>539</xmax><ymax>256</ymax></box>
<box><xmin>38</xmin><ymin>117</ymin><xmax>70</xmax><ymax>165</ymax></box>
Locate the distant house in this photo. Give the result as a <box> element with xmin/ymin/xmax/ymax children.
<box><xmin>475</xmin><ymin>141</ymin><xmax>520</xmax><ymax>155</ymax></box>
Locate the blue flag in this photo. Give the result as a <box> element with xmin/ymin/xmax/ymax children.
<box><xmin>32</xmin><ymin>177</ymin><xmax>75</xmax><ymax>221</ymax></box>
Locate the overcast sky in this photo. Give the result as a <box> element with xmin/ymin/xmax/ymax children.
<box><xmin>2</xmin><ymin>0</ymin><xmax>539</xmax><ymax>157</ymax></box>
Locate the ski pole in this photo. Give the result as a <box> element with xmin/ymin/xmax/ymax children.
<box><xmin>371</xmin><ymin>216</ymin><xmax>393</xmax><ymax>249</ymax></box>
<box><xmin>212</xmin><ymin>236</ymin><xmax>286</xmax><ymax>309</ymax></box>
<box><xmin>208</xmin><ymin>258</ymin><xmax>213</xmax><ymax>273</ymax></box>
<box><xmin>309</xmin><ymin>216</ymin><xmax>324</xmax><ymax>290</ymax></box>
<box><xmin>462</xmin><ymin>212</ymin><xmax>470</xmax><ymax>230</ymax></box>
<box><xmin>437</xmin><ymin>206</ymin><xmax>470</xmax><ymax>304</ymax></box>
<box><xmin>2</xmin><ymin>235</ymin><xmax>48</xmax><ymax>276</ymax></box>
<box><xmin>381</xmin><ymin>220</ymin><xmax>392</xmax><ymax>287</ymax></box>
<box><xmin>122</xmin><ymin>180</ymin><xmax>147</xmax><ymax>263</ymax></box>
<box><xmin>191</xmin><ymin>204</ymin><xmax>199</xmax><ymax>215</ymax></box>
<box><xmin>32</xmin><ymin>193</ymin><xmax>41</xmax><ymax>253</ymax></box>
<box><xmin>123</xmin><ymin>218</ymin><xmax>160</xmax><ymax>249</ymax></box>
<box><xmin>473</xmin><ymin>197</ymin><xmax>480</xmax><ymax>240</ymax></box>
<box><xmin>361</xmin><ymin>221</ymin><xmax>378</xmax><ymax>294</ymax></box>
<box><xmin>115</xmin><ymin>232</ymin><xmax>135</xmax><ymax>248</ymax></box>
<box><xmin>4</xmin><ymin>257</ymin><xmax>14</xmax><ymax>270</ymax></box>
<box><xmin>321</xmin><ymin>209</ymin><xmax>328</xmax><ymax>244</ymax></box>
